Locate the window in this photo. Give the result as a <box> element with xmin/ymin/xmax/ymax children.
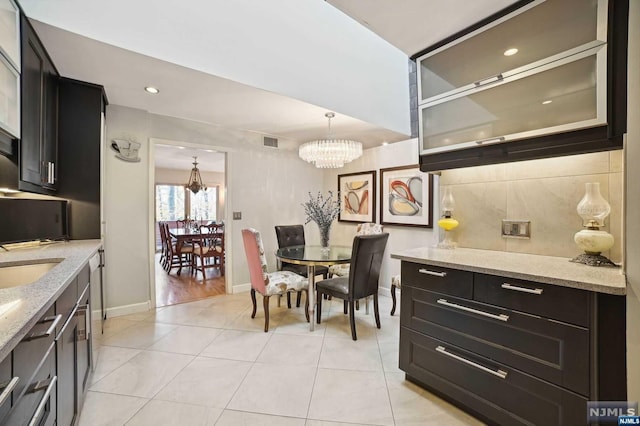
<box><xmin>155</xmin><ymin>185</ymin><xmax>217</xmax><ymax>221</ymax></box>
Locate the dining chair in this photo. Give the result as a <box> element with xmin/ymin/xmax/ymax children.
<box><xmin>162</xmin><ymin>222</ymin><xmax>193</xmax><ymax>275</ymax></box>
<box><xmin>274</xmin><ymin>225</ymin><xmax>329</xmax><ymax>308</ymax></box>
<box><xmin>192</xmin><ymin>224</ymin><xmax>225</xmax><ymax>278</ymax></box>
<box><xmin>158</xmin><ymin>221</ymin><xmax>169</xmax><ymax>270</ymax></box>
<box><xmin>242</xmin><ymin>228</ymin><xmax>309</xmax><ymax>332</ymax></box>
<box><xmin>390</xmin><ymin>274</ymin><xmax>401</xmax><ymax>316</ymax></box>
<box><xmin>315</xmin><ymin>233</ymin><xmax>389</xmax><ymax>340</ymax></box>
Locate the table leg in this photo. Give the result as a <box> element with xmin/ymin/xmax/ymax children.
<box><xmin>308</xmin><ymin>265</ymin><xmax>316</xmax><ymax>331</ymax></box>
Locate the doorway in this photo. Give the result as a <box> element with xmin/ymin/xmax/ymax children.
<box><xmin>151</xmin><ymin>141</ymin><xmax>227</xmax><ymax>307</ymax></box>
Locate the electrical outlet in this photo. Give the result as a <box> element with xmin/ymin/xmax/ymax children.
<box><xmin>501</xmin><ymin>220</ymin><xmax>531</xmax><ymax>239</ymax></box>
<box><xmin>233</xmin><ymin>211</ymin><xmax>242</xmax><ymax>220</ymax></box>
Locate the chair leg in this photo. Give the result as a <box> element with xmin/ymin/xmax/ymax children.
<box><xmin>356</xmin><ymin>300</ymin><xmax>360</xmax><ymax>311</ymax></box>
<box><xmin>349</xmin><ymin>300</ymin><xmax>357</xmax><ymax>340</ymax></box>
<box><xmin>304</xmin><ymin>291</ymin><xmax>310</xmax><ymax>322</ymax></box>
<box><xmin>365</xmin><ymin>296</ymin><xmax>370</xmax><ymax>315</ymax></box>
<box><xmin>390</xmin><ymin>284</ymin><xmax>397</xmax><ymax>316</ymax></box>
<box><xmin>317</xmin><ymin>291</ymin><xmax>323</xmax><ymax>324</ymax></box>
<box><xmin>286</xmin><ymin>293</ymin><xmax>291</xmax><ymax>309</ymax></box>
<box><xmin>343</xmin><ymin>300</ymin><xmax>348</xmax><ymax>315</ymax></box>
<box><xmin>373</xmin><ymin>294</ymin><xmax>381</xmax><ymax>329</ymax></box>
<box><xmin>296</xmin><ymin>291</ymin><xmax>302</xmax><ymax>308</ymax></box>
<box><xmin>263</xmin><ymin>296</ymin><xmax>270</xmax><ymax>332</ymax></box>
<box><xmin>250</xmin><ymin>289</ymin><xmax>257</xmax><ymax>318</ymax></box>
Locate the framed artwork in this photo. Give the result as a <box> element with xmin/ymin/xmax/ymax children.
<box><xmin>380</xmin><ymin>165</ymin><xmax>434</xmax><ymax>228</ymax></box>
<box><xmin>338</xmin><ymin>170</ymin><xmax>376</xmax><ymax>223</ymax></box>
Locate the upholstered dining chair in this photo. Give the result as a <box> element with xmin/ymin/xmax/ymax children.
<box><xmin>242</xmin><ymin>228</ymin><xmax>309</xmax><ymax>332</ymax></box>
<box><xmin>274</xmin><ymin>225</ymin><xmax>329</xmax><ymax>308</ymax></box>
<box><xmin>390</xmin><ymin>274</ymin><xmax>401</xmax><ymax>316</ymax></box>
<box><xmin>192</xmin><ymin>224</ymin><xmax>225</xmax><ymax>278</ymax></box>
<box><xmin>316</xmin><ymin>233</ymin><xmax>389</xmax><ymax>340</ymax></box>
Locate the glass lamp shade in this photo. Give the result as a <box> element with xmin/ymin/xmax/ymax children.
<box><xmin>437</xmin><ymin>186</ymin><xmax>458</xmax><ymax>249</ymax></box>
<box><xmin>298</xmin><ymin>139</ymin><xmax>363</xmax><ymax>168</ymax></box>
<box><xmin>576</xmin><ymin>182</ymin><xmax>610</xmax><ymax>228</ymax></box>
<box><xmin>440</xmin><ymin>186</ymin><xmax>456</xmax><ymax>218</ymax></box>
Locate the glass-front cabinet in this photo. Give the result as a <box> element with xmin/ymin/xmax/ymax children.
<box><xmin>417</xmin><ymin>0</ymin><xmax>609</xmax><ymax>155</ymax></box>
<box><xmin>0</xmin><ymin>0</ymin><xmax>20</xmax><ymax>139</ymax></box>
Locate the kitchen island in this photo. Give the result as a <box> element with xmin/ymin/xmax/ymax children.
<box><xmin>392</xmin><ymin>246</ymin><xmax>627</xmax><ymax>426</ymax></box>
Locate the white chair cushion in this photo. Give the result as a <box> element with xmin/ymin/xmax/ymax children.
<box><xmin>328</xmin><ymin>264</ymin><xmax>350</xmax><ymax>277</ymax></box>
<box><xmin>392</xmin><ymin>274</ymin><xmax>401</xmax><ymax>287</ymax></box>
<box><xmin>264</xmin><ymin>270</ymin><xmax>308</xmax><ymax>296</ymax></box>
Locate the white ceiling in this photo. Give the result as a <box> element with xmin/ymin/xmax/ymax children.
<box><xmin>26</xmin><ymin>1</ymin><xmax>518</xmax><ymax>149</ymax></box>
<box><xmin>154</xmin><ymin>145</ymin><xmax>225</xmax><ymax>173</ymax></box>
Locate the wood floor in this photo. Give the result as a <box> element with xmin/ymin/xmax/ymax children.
<box><xmin>154</xmin><ymin>253</ymin><xmax>226</xmax><ymax>307</ymax></box>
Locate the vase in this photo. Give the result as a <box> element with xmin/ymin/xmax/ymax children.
<box><xmin>318</xmin><ymin>224</ymin><xmax>331</xmax><ymax>249</ymax></box>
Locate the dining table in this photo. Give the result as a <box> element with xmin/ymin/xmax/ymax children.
<box><xmin>275</xmin><ymin>245</ymin><xmax>352</xmax><ymax>331</ymax></box>
<box><xmin>169</xmin><ymin>227</ymin><xmax>224</xmax><ymax>252</ymax></box>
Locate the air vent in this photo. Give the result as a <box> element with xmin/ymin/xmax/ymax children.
<box><xmin>263</xmin><ymin>137</ymin><xmax>278</xmax><ymax>148</ymax></box>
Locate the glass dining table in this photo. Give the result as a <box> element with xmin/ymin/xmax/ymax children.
<box><xmin>275</xmin><ymin>245</ymin><xmax>352</xmax><ymax>331</ymax></box>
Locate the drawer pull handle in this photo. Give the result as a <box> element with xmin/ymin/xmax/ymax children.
<box><xmin>28</xmin><ymin>376</ymin><xmax>57</xmax><ymax>426</ymax></box>
<box><xmin>501</xmin><ymin>283</ymin><xmax>543</xmax><ymax>295</ymax></box>
<box><xmin>473</xmin><ymin>73</ymin><xmax>504</xmax><ymax>88</ymax></box>
<box><xmin>0</xmin><ymin>376</ymin><xmax>19</xmax><ymax>406</ymax></box>
<box><xmin>24</xmin><ymin>314</ymin><xmax>63</xmax><ymax>341</ymax></box>
<box><xmin>475</xmin><ymin>136</ymin><xmax>506</xmax><ymax>145</ymax></box>
<box><xmin>436</xmin><ymin>346</ymin><xmax>508</xmax><ymax>379</ymax></box>
<box><xmin>437</xmin><ymin>299</ymin><xmax>509</xmax><ymax>322</ymax></box>
<box><xmin>418</xmin><ymin>269</ymin><xmax>447</xmax><ymax>277</ymax></box>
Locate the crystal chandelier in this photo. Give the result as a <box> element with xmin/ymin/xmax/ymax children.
<box><xmin>299</xmin><ymin>112</ymin><xmax>363</xmax><ymax>168</ymax></box>
<box><xmin>185</xmin><ymin>156</ymin><xmax>206</xmax><ymax>194</ymax></box>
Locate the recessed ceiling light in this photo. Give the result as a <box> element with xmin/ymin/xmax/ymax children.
<box><xmin>503</xmin><ymin>48</ymin><xmax>518</xmax><ymax>56</ymax></box>
<box><xmin>144</xmin><ymin>86</ymin><xmax>159</xmax><ymax>94</ymax></box>
<box><xmin>205</xmin><ymin>149</ymin><xmax>216</xmax><ymax>153</ymax></box>
<box><xmin>381</xmin><ymin>142</ymin><xmax>388</xmax><ymax>146</ymax></box>
<box><xmin>542</xmin><ymin>100</ymin><xmax>553</xmax><ymax>105</ymax></box>
<box><xmin>177</xmin><ymin>146</ymin><xmax>185</xmax><ymax>150</ymax></box>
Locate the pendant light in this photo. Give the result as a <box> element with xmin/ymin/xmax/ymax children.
<box><xmin>185</xmin><ymin>156</ymin><xmax>206</xmax><ymax>194</ymax></box>
<box><xmin>298</xmin><ymin>112</ymin><xmax>363</xmax><ymax>168</ymax></box>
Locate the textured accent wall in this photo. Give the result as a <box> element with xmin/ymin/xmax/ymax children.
<box><xmin>440</xmin><ymin>151</ymin><xmax>623</xmax><ymax>263</ymax></box>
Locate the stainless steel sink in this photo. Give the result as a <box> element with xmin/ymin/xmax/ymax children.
<box><xmin>0</xmin><ymin>260</ymin><xmax>62</xmax><ymax>289</ymax></box>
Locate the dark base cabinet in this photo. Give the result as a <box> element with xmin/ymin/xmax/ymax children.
<box><xmin>399</xmin><ymin>261</ymin><xmax>626</xmax><ymax>426</ymax></box>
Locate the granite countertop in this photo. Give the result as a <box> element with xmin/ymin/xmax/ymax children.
<box><xmin>0</xmin><ymin>240</ymin><xmax>102</xmax><ymax>361</ymax></box>
<box><xmin>391</xmin><ymin>246</ymin><xmax>626</xmax><ymax>295</ymax></box>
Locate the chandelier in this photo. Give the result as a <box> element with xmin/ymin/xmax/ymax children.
<box><xmin>185</xmin><ymin>156</ymin><xmax>206</xmax><ymax>194</ymax></box>
<box><xmin>299</xmin><ymin>112</ymin><xmax>363</xmax><ymax>168</ymax></box>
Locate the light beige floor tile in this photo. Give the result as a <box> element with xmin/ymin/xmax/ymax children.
<box><xmin>256</xmin><ymin>334</ymin><xmax>323</xmax><ymax>366</ymax></box>
<box><xmin>385</xmin><ymin>372</ymin><xmax>483</xmax><ymax>425</ymax></box>
<box><xmin>77</xmin><ymin>391</ymin><xmax>147</xmax><ymax>426</ymax></box>
<box><xmin>308</xmin><ymin>369</ymin><xmax>393</xmax><ymax>425</ymax></box>
<box><xmin>147</xmin><ymin>325</ymin><xmax>222</xmax><ymax>355</ymax></box>
<box><xmin>153</xmin><ymin>304</ymin><xmax>207</xmax><ymax>325</ymax></box>
<box><xmin>100</xmin><ymin>322</ymin><xmax>177</xmax><ymax>349</ymax></box>
<box><xmin>98</xmin><ymin>317</ymin><xmax>139</xmax><ymax>340</ymax></box>
<box><xmin>180</xmin><ymin>307</ymin><xmax>244</xmax><ymax>328</ymax></box>
<box><xmin>225</xmin><ymin>305</ymin><xmax>290</xmax><ymax>332</ymax></box>
<box><xmin>319</xmin><ymin>338</ymin><xmax>382</xmax><ymax>371</ymax></box>
<box><xmin>322</xmin><ymin>314</ymin><xmax>378</xmax><ymax>340</ymax></box>
<box><xmin>305</xmin><ymin>421</ymin><xmax>378</xmax><ymax>426</ymax></box>
<box><xmin>378</xmin><ymin>340</ymin><xmax>401</xmax><ymax>373</ymax></box>
<box><xmin>120</xmin><ymin>309</ymin><xmax>159</xmax><ymax>322</ymax></box>
<box><xmin>90</xmin><ymin>350</ymin><xmax>194</xmax><ymax>398</ymax></box>
<box><xmin>274</xmin><ymin>313</ymin><xmax>326</xmax><ymax>336</ymax></box>
<box><xmin>376</xmin><ymin>315</ymin><xmax>400</xmax><ymax>342</ymax></box>
<box><xmin>92</xmin><ymin>346</ymin><xmax>142</xmax><ymax>384</ymax></box>
<box><xmin>126</xmin><ymin>399</ymin><xmax>222</xmax><ymax>426</ymax></box>
<box><xmin>154</xmin><ymin>357</ymin><xmax>252</xmax><ymax>408</ymax></box>
<box><xmin>215</xmin><ymin>410</ymin><xmax>306</xmax><ymax>426</ymax></box>
<box><xmin>199</xmin><ymin>330</ymin><xmax>271</xmax><ymax>361</ymax></box>
<box><xmin>227</xmin><ymin>363</ymin><xmax>316</xmax><ymax>418</ymax></box>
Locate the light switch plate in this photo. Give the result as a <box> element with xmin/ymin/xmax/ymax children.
<box><xmin>501</xmin><ymin>220</ymin><xmax>531</xmax><ymax>239</ymax></box>
<box><xmin>233</xmin><ymin>212</ymin><xmax>242</xmax><ymax>220</ymax></box>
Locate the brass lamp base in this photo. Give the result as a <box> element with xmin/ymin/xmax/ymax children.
<box><xmin>570</xmin><ymin>253</ymin><xmax>618</xmax><ymax>267</ymax></box>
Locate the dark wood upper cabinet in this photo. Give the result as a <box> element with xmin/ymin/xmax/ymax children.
<box><xmin>19</xmin><ymin>14</ymin><xmax>59</xmax><ymax>193</ymax></box>
<box><xmin>414</xmin><ymin>0</ymin><xmax>628</xmax><ymax>172</ymax></box>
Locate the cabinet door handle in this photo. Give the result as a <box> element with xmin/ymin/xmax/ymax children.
<box><xmin>77</xmin><ymin>304</ymin><xmax>90</xmax><ymax>341</ymax></box>
<box><xmin>28</xmin><ymin>376</ymin><xmax>57</xmax><ymax>426</ymax></box>
<box><xmin>475</xmin><ymin>136</ymin><xmax>506</xmax><ymax>145</ymax></box>
<box><xmin>23</xmin><ymin>314</ymin><xmax>62</xmax><ymax>341</ymax></box>
<box><xmin>0</xmin><ymin>376</ymin><xmax>19</xmax><ymax>406</ymax></box>
<box><xmin>437</xmin><ymin>298</ymin><xmax>509</xmax><ymax>322</ymax></box>
<box><xmin>436</xmin><ymin>346</ymin><xmax>508</xmax><ymax>379</ymax></box>
<box><xmin>418</xmin><ymin>268</ymin><xmax>447</xmax><ymax>277</ymax></box>
<box><xmin>50</xmin><ymin>162</ymin><xmax>55</xmax><ymax>184</ymax></box>
<box><xmin>501</xmin><ymin>283</ymin><xmax>543</xmax><ymax>295</ymax></box>
<box><xmin>473</xmin><ymin>73</ymin><xmax>503</xmax><ymax>88</ymax></box>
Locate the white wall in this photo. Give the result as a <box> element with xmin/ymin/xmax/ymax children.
<box><xmin>21</xmin><ymin>0</ymin><xmax>410</xmax><ymax>135</ymax></box>
<box><xmin>625</xmin><ymin>0</ymin><xmax>640</xmax><ymax>401</ymax></box>
<box><xmin>322</xmin><ymin>138</ymin><xmax>438</xmax><ymax>291</ymax></box>
<box><xmin>103</xmin><ymin>105</ymin><xmax>323</xmax><ymax>313</ymax></box>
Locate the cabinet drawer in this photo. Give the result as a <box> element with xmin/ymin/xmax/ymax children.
<box><xmin>401</xmin><ymin>262</ymin><xmax>472</xmax><ymax>298</ymax></box>
<box><xmin>400</xmin><ymin>328</ymin><xmax>587</xmax><ymax>426</ymax></box>
<box><xmin>56</xmin><ymin>275</ymin><xmax>79</xmax><ymax>337</ymax></box>
<box><xmin>0</xmin><ymin>355</ymin><xmax>14</xmax><ymax>422</ymax></box>
<box><xmin>401</xmin><ymin>286</ymin><xmax>590</xmax><ymax>396</ymax></box>
<box><xmin>474</xmin><ymin>273</ymin><xmax>591</xmax><ymax>327</ymax></box>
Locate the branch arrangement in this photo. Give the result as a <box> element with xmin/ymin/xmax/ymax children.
<box><xmin>302</xmin><ymin>191</ymin><xmax>341</xmax><ymax>228</ymax></box>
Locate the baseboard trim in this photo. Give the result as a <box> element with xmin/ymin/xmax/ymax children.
<box><xmin>95</xmin><ymin>301</ymin><xmax>151</xmax><ymax>319</ymax></box>
<box><xmin>233</xmin><ymin>283</ymin><xmax>251</xmax><ymax>294</ymax></box>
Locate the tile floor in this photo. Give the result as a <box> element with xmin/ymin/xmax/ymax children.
<box><xmin>83</xmin><ymin>292</ymin><xmax>483</xmax><ymax>426</ymax></box>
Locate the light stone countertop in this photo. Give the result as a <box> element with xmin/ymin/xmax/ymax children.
<box><xmin>0</xmin><ymin>240</ymin><xmax>102</xmax><ymax>361</ymax></box>
<box><xmin>391</xmin><ymin>246</ymin><xmax>626</xmax><ymax>295</ymax></box>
